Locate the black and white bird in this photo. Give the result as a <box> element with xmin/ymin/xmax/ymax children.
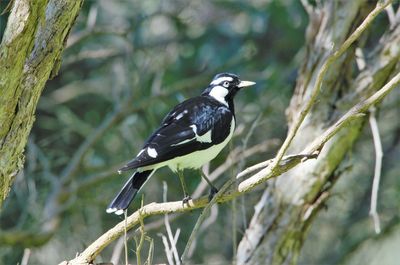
<box><xmin>107</xmin><ymin>73</ymin><xmax>255</xmax><ymax>215</ymax></box>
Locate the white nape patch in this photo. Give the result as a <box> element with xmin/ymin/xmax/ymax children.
<box><xmin>209</xmin><ymin>86</ymin><xmax>229</xmax><ymax>106</ymax></box>
<box><xmin>175</xmin><ymin>110</ymin><xmax>188</xmax><ymax>120</ymax></box>
<box><xmin>210</xmin><ymin>76</ymin><xmax>233</xmax><ymax>85</ymax></box>
<box><xmin>147</xmin><ymin>147</ymin><xmax>158</xmax><ymax>158</ymax></box>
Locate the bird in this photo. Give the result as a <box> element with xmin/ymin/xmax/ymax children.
<box><xmin>107</xmin><ymin>73</ymin><xmax>255</xmax><ymax>215</ymax></box>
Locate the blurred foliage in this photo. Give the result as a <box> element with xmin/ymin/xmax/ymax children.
<box><xmin>0</xmin><ymin>0</ymin><xmax>399</xmax><ymax>265</ymax></box>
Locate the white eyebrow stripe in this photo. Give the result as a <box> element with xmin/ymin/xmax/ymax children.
<box><xmin>210</xmin><ymin>76</ymin><xmax>233</xmax><ymax>85</ymax></box>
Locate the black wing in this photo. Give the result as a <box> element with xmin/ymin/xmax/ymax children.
<box><xmin>119</xmin><ymin>96</ymin><xmax>233</xmax><ymax>171</ymax></box>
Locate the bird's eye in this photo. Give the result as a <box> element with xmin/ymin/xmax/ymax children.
<box><xmin>222</xmin><ymin>81</ymin><xmax>229</xmax><ymax>88</ymax></box>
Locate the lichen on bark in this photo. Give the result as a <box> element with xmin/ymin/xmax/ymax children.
<box><xmin>236</xmin><ymin>1</ymin><xmax>399</xmax><ymax>264</ymax></box>
<box><xmin>0</xmin><ymin>0</ymin><xmax>83</xmax><ymax>209</ymax></box>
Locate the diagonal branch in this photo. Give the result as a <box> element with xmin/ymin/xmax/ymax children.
<box><xmin>59</xmin><ymin>71</ymin><xmax>399</xmax><ymax>265</ymax></box>
<box><xmin>270</xmin><ymin>0</ymin><xmax>392</xmax><ymax>170</ymax></box>
<box><xmin>240</xmin><ymin>71</ymin><xmax>400</xmax><ymax>192</ymax></box>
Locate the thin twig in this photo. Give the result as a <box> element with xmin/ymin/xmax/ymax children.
<box><xmin>385</xmin><ymin>4</ymin><xmax>396</xmax><ymax>27</ymax></box>
<box><xmin>136</xmin><ymin>209</ymin><xmax>146</xmax><ymax>265</ymax></box>
<box><xmin>238</xmin><ymin>114</ymin><xmax>262</xmax><ymax>230</ymax></box>
<box><xmin>193</xmin><ymin>139</ymin><xmax>279</xmax><ymax>197</ymax></box>
<box><xmin>181</xmin><ymin>176</ymin><xmax>236</xmax><ymax>263</ymax></box>
<box><xmin>368</xmin><ymin>107</ymin><xmax>383</xmax><ymax>234</ymax></box>
<box><xmin>20</xmin><ymin>248</ymin><xmax>31</xmax><ymax>265</ymax></box>
<box><xmin>304</xmin><ymin>71</ymin><xmax>400</xmax><ymax>155</ymax></box>
<box><xmin>159</xmin><ymin>234</ymin><xmax>174</xmax><ymax>265</ymax></box>
<box><xmin>124</xmin><ymin>210</ymin><xmax>128</xmax><ymax>265</ymax></box>
<box><xmin>300</xmin><ymin>0</ymin><xmax>313</xmax><ymax>15</ymax></box>
<box><xmin>132</xmin><ymin>139</ymin><xmax>276</xmax><ymax>237</ymax></box>
<box><xmin>145</xmin><ymin>237</ymin><xmax>154</xmax><ymax>265</ymax></box>
<box><xmin>110</xmin><ymin>237</ymin><xmax>124</xmax><ymax>265</ymax></box>
<box><xmin>270</xmin><ymin>0</ymin><xmax>392</xmax><ymax>171</ymax></box>
<box><xmin>236</xmin><ymin>160</ymin><xmax>272</xmax><ymax>179</ymax></box>
<box><xmin>59</xmin><ymin>72</ymin><xmax>400</xmax><ymax>265</ymax></box>
<box><xmin>163</xmin><ymin>182</ymin><xmax>181</xmax><ymax>265</ymax></box>
<box><xmin>230</xmin><ymin>140</ymin><xmax>238</xmax><ymax>261</ymax></box>
<box><xmin>239</xmin><ymin>71</ymin><xmax>400</xmax><ymax>193</ymax></box>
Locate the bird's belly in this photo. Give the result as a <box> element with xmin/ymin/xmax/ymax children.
<box><xmin>149</xmin><ymin>117</ymin><xmax>235</xmax><ymax>172</ymax></box>
<box><xmin>171</xmin><ymin>117</ymin><xmax>235</xmax><ymax>171</ymax></box>
<box><xmin>170</xmin><ymin>140</ymin><xmax>228</xmax><ymax>171</ymax></box>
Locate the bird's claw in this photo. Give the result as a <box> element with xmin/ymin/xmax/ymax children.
<box><xmin>182</xmin><ymin>195</ymin><xmax>192</xmax><ymax>206</ymax></box>
<box><xmin>208</xmin><ymin>187</ymin><xmax>218</xmax><ymax>202</ymax></box>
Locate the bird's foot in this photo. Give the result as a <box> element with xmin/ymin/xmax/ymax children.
<box><xmin>182</xmin><ymin>194</ymin><xmax>192</xmax><ymax>206</ymax></box>
<box><xmin>208</xmin><ymin>187</ymin><xmax>218</xmax><ymax>202</ymax></box>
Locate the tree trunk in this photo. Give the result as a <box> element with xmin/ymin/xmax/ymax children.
<box><xmin>0</xmin><ymin>0</ymin><xmax>83</xmax><ymax>209</ymax></box>
<box><xmin>236</xmin><ymin>1</ymin><xmax>400</xmax><ymax>264</ymax></box>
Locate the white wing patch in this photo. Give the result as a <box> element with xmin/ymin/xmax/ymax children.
<box><xmin>175</xmin><ymin>110</ymin><xmax>188</xmax><ymax>120</ymax></box>
<box><xmin>209</xmin><ymin>86</ymin><xmax>229</xmax><ymax>106</ymax></box>
<box><xmin>190</xmin><ymin>124</ymin><xmax>198</xmax><ymax>134</ymax></box>
<box><xmin>210</xmin><ymin>76</ymin><xmax>233</xmax><ymax>85</ymax></box>
<box><xmin>136</xmin><ymin>149</ymin><xmax>145</xmax><ymax>157</ymax></box>
<box><xmin>171</xmin><ymin>138</ymin><xmax>195</xmax><ymax>146</ymax></box>
<box><xmin>191</xmin><ymin>125</ymin><xmax>212</xmax><ymax>143</ymax></box>
<box><xmin>170</xmin><ymin>124</ymin><xmax>212</xmax><ymax>146</ymax></box>
<box><xmin>147</xmin><ymin>147</ymin><xmax>158</xmax><ymax>158</ymax></box>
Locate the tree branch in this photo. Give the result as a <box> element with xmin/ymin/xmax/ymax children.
<box><xmin>270</xmin><ymin>0</ymin><xmax>392</xmax><ymax>170</ymax></box>
<box><xmin>368</xmin><ymin>107</ymin><xmax>383</xmax><ymax>234</ymax></box>
<box><xmin>0</xmin><ymin>0</ymin><xmax>84</xmax><ymax>208</ymax></box>
<box><xmin>59</xmin><ymin>71</ymin><xmax>399</xmax><ymax>265</ymax></box>
<box><xmin>239</xmin><ymin>71</ymin><xmax>400</xmax><ymax>192</ymax></box>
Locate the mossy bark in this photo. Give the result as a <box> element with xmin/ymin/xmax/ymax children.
<box><xmin>236</xmin><ymin>1</ymin><xmax>400</xmax><ymax>264</ymax></box>
<box><xmin>0</xmin><ymin>0</ymin><xmax>83</xmax><ymax>209</ymax></box>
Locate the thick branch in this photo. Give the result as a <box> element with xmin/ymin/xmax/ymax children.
<box><xmin>0</xmin><ymin>0</ymin><xmax>84</xmax><ymax>208</ymax></box>
<box><xmin>237</xmin><ymin>1</ymin><xmax>400</xmax><ymax>262</ymax></box>
<box><xmin>59</xmin><ymin>74</ymin><xmax>399</xmax><ymax>264</ymax></box>
<box><xmin>238</xmin><ymin>71</ymin><xmax>399</xmax><ymax>192</ymax></box>
<box><xmin>270</xmin><ymin>0</ymin><xmax>392</xmax><ymax>170</ymax></box>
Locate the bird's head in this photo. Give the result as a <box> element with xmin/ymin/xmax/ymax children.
<box><xmin>202</xmin><ymin>73</ymin><xmax>255</xmax><ymax>106</ymax></box>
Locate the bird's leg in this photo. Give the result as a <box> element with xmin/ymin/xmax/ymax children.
<box><xmin>200</xmin><ymin>170</ymin><xmax>218</xmax><ymax>201</ymax></box>
<box><xmin>178</xmin><ymin>170</ymin><xmax>191</xmax><ymax>205</ymax></box>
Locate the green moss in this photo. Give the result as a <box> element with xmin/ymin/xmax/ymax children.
<box><xmin>0</xmin><ymin>0</ymin><xmax>83</xmax><ymax>208</ymax></box>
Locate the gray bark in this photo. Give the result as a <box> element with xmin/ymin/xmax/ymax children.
<box><xmin>236</xmin><ymin>1</ymin><xmax>400</xmax><ymax>264</ymax></box>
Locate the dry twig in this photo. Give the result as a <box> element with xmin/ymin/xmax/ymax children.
<box><xmin>270</xmin><ymin>0</ymin><xmax>392</xmax><ymax>170</ymax></box>
<box><xmin>162</xmin><ymin>182</ymin><xmax>181</xmax><ymax>265</ymax></box>
<box><xmin>368</xmin><ymin>107</ymin><xmax>383</xmax><ymax>234</ymax></box>
<box><xmin>58</xmin><ymin>68</ymin><xmax>399</xmax><ymax>264</ymax></box>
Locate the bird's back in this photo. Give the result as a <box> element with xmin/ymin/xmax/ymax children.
<box><xmin>120</xmin><ymin>95</ymin><xmax>235</xmax><ymax>171</ymax></box>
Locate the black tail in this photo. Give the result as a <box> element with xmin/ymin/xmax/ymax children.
<box><xmin>106</xmin><ymin>170</ymin><xmax>154</xmax><ymax>215</ymax></box>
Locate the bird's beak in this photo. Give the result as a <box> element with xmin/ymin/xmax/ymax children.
<box><xmin>238</xmin><ymin>80</ymin><xmax>256</xmax><ymax>88</ymax></box>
